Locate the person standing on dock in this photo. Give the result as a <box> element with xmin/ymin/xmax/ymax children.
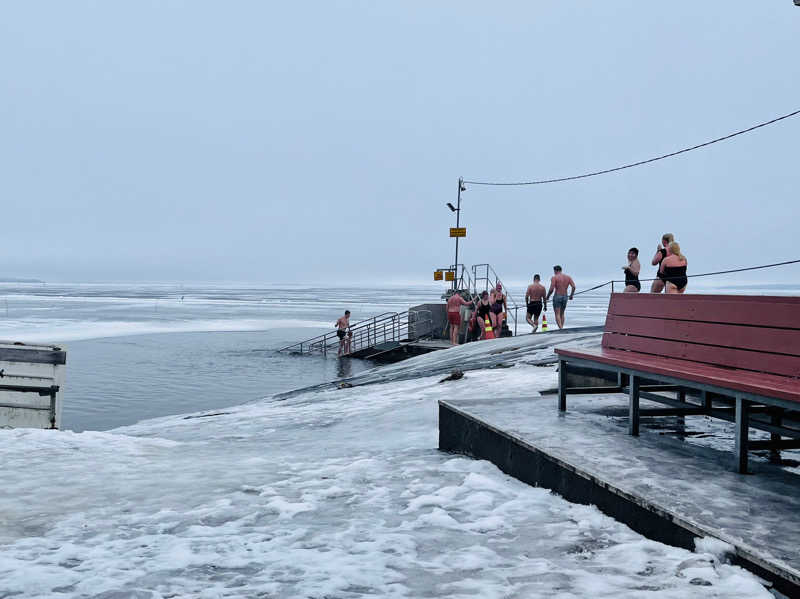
<box><xmin>546</xmin><ymin>265</ymin><xmax>575</xmax><ymax>330</ymax></box>
<box><xmin>335</xmin><ymin>310</ymin><xmax>351</xmax><ymax>356</ymax></box>
<box><xmin>490</xmin><ymin>283</ymin><xmax>507</xmax><ymax>333</ymax></box>
<box><xmin>650</xmin><ymin>233</ymin><xmax>674</xmax><ymax>293</ymax></box>
<box><xmin>475</xmin><ymin>292</ymin><xmax>495</xmax><ymax>340</ymax></box>
<box><xmin>661</xmin><ymin>242</ymin><xmax>688</xmax><ymax>294</ymax></box>
<box><xmin>623</xmin><ymin>248</ymin><xmax>641</xmax><ymax>292</ymax></box>
<box><xmin>446</xmin><ymin>292</ymin><xmax>473</xmax><ymax>345</ymax></box>
<box><xmin>525</xmin><ymin>274</ymin><xmax>547</xmax><ymax>332</ymax></box>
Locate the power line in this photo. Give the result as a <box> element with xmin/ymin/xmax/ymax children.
<box><xmin>572</xmin><ymin>258</ymin><xmax>800</xmax><ymax>296</ymax></box>
<box><xmin>464</xmin><ymin>108</ymin><xmax>800</xmax><ymax>187</ymax></box>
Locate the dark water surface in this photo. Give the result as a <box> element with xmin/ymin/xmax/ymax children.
<box><xmin>62</xmin><ymin>329</ymin><xmax>372</xmax><ymax>431</ymax></box>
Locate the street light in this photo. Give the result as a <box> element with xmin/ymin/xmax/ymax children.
<box><xmin>448</xmin><ymin>177</ymin><xmax>466</xmax><ymax>290</ymax></box>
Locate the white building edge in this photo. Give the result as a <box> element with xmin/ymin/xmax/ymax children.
<box><xmin>0</xmin><ymin>340</ymin><xmax>66</xmax><ymax>429</ymax></box>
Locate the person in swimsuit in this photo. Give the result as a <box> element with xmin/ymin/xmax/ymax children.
<box><xmin>661</xmin><ymin>242</ymin><xmax>688</xmax><ymax>294</ymax></box>
<box><xmin>650</xmin><ymin>233</ymin><xmax>674</xmax><ymax>293</ymax></box>
<box><xmin>490</xmin><ymin>283</ymin><xmax>507</xmax><ymax>332</ymax></box>
<box><xmin>475</xmin><ymin>291</ymin><xmax>494</xmax><ymax>340</ymax></box>
<box><xmin>446</xmin><ymin>291</ymin><xmax>474</xmax><ymax>345</ymax></box>
<box><xmin>546</xmin><ymin>265</ymin><xmax>576</xmax><ymax>330</ymax></box>
<box><xmin>344</xmin><ymin>330</ymin><xmax>353</xmax><ymax>354</ymax></box>
<box><xmin>525</xmin><ymin>274</ymin><xmax>547</xmax><ymax>332</ymax></box>
<box><xmin>335</xmin><ymin>310</ymin><xmax>350</xmax><ymax>356</ymax></box>
<box><xmin>622</xmin><ymin>247</ymin><xmax>641</xmax><ymax>292</ymax></box>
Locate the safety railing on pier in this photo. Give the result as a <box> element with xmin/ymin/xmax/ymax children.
<box><xmin>278</xmin><ymin>309</ymin><xmax>434</xmax><ymax>357</ymax></box>
<box><xmin>471</xmin><ymin>263</ymin><xmax>521</xmax><ymax>336</ymax></box>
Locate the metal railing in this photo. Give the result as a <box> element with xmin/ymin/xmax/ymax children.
<box><xmin>471</xmin><ymin>263</ymin><xmax>521</xmax><ymax>336</ymax></box>
<box><xmin>279</xmin><ymin>309</ymin><xmax>434</xmax><ymax>357</ymax></box>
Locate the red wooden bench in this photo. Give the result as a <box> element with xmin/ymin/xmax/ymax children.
<box><xmin>555</xmin><ymin>294</ymin><xmax>800</xmax><ymax>473</ymax></box>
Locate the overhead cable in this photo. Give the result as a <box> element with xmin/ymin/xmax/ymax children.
<box><xmin>572</xmin><ymin>258</ymin><xmax>800</xmax><ymax>296</ymax></box>
<box><xmin>464</xmin><ymin>108</ymin><xmax>800</xmax><ymax>187</ymax></box>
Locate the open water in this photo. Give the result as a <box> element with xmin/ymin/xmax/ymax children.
<box><xmin>0</xmin><ymin>281</ymin><xmax>788</xmax><ymax>597</ymax></box>
<box><xmin>0</xmin><ymin>281</ymin><xmax>613</xmax><ymax>431</ymax></box>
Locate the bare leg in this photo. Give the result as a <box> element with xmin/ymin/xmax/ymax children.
<box><xmin>624</xmin><ymin>284</ymin><xmax>639</xmax><ymax>293</ymax></box>
<box><xmin>666</xmin><ymin>282</ymin><xmax>678</xmax><ymax>294</ymax></box>
<box><xmin>650</xmin><ymin>279</ymin><xmax>665</xmax><ymax>293</ymax></box>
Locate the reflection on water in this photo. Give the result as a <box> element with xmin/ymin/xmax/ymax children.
<box><xmin>337</xmin><ymin>356</ymin><xmax>354</xmax><ymax>379</ymax></box>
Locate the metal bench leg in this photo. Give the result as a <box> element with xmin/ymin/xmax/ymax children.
<box><xmin>629</xmin><ymin>374</ymin><xmax>640</xmax><ymax>436</ymax></box>
<box><xmin>735</xmin><ymin>396</ymin><xmax>749</xmax><ymax>474</ymax></box>
<box><xmin>558</xmin><ymin>359</ymin><xmax>567</xmax><ymax>412</ymax></box>
<box><xmin>770</xmin><ymin>411</ymin><xmax>783</xmax><ymax>464</ymax></box>
<box><xmin>677</xmin><ymin>388</ymin><xmax>686</xmax><ymax>402</ymax></box>
<box><xmin>701</xmin><ymin>390</ymin><xmax>711</xmax><ymax>412</ymax></box>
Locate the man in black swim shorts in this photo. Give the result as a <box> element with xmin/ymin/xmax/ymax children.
<box><xmin>335</xmin><ymin>310</ymin><xmax>351</xmax><ymax>355</ymax></box>
<box><xmin>525</xmin><ymin>274</ymin><xmax>547</xmax><ymax>332</ymax></box>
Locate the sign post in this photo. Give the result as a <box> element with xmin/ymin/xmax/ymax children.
<box><xmin>452</xmin><ymin>177</ymin><xmax>465</xmax><ymax>290</ymax></box>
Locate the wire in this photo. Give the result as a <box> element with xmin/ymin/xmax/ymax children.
<box><xmin>569</xmin><ymin>258</ymin><xmax>800</xmax><ymax>297</ymax></box>
<box><xmin>464</xmin><ymin>108</ymin><xmax>800</xmax><ymax>187</ymax></box>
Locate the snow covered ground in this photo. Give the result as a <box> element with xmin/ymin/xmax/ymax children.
<box><xmin>0</xmin><ymin>336</ymin><xmax>774</xmax><ymax>598</ymax></box>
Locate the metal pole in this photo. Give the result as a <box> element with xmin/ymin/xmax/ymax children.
<box><xmin>453</xmin><ymin>177</ymin><xmax>463</xmax><ymax>290</ymax></box>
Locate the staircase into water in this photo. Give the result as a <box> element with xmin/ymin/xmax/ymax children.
<box><xmin>278</xmin><ymin>309</ymin><xmax>436</xmax><ymax>360</ymax></box>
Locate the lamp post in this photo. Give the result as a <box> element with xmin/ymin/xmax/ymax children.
<box><xmin>447</xmin><ymin>177</ymin><xmax>466</xmax><ymax>290</ymax></box>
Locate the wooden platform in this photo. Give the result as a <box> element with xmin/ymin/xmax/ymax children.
<box><xmin>439</xmin><ymin>394</ymin><xmax>800</xmax><ymax>596</ymax></box>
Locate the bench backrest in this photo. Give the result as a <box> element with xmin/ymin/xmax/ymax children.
<box><xmin>602</xmin><ymin>294</ymin><xmax>800</xmax><ymax>378</ymax></box>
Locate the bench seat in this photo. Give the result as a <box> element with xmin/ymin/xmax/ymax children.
<box><xmin>556</xmin><ymin>346</ymin><xmax>800</xmax><ymax>405</ymax></box>
<box><xmin>555</xmin><ymin>293</ymin><xmax>800</xmax><ymax>473</ymax></box>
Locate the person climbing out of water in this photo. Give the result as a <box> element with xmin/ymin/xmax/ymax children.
<box><xmin>623</xmin><ymin>248</ymin><xmax>641</xmax><ymax>292</ymax></box>
<box><xmin>650</xmin><ymin>233</ymin><xmax>674</xmax><ymax>293</ymax></box>
<box><xmin>525</xmin><ymin>274</ymin><xmax>547</xmax><ymax>332</ymax></box>
<box><xmin>335</xmin><ymin>310</ymin><xmax>350</xmax><ymax>356</ymax></box>
<box><xmin>345</xmin><ymin>330</ymin><xmax>353</xmax><ymax>354</ymax></box>
<box><xmin>661</xmin><ymin>241</ymin><xmax>688</xmax><ymax>294</ymax></box>
<box><xmin>546</xmin><ymin>265</ymin><xmax>576</xmax><ymax>330</ymax></box>
<box><xmin>475</xmin><ymin>291</ymin><xmax>495</xmax><ymax>340</ymax></box>
<box><xmin>446</xmin><ymin>291</ymin><xmax>474</xmax><ymax>345</ymax></box>
<box><xmin>490</xmin><ymin>283</ymin><xmax>507</xmax><ymax>333</ymax></box>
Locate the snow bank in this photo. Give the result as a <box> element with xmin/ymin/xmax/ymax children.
<box><xmin>0</xmin><ymin>336</ymin><xmax>771</xmax><ymax>598</ymax></box>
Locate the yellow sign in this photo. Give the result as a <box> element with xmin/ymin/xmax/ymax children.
<box><xmin>449</xmin><ymin>227</ymin><xmax>466</xmax><ymax>238</ymax></box>
<box><xmin>445</xmin><ymin>271</ymin><xmax>455</xmax><ymax>281</ymax></box>
<box><xmin>434</xmin><ymin>270</ymin><xmax>443</xmax><ymax>281</ymax></box>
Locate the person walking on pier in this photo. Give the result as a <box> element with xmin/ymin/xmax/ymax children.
<box><xmin>475</xmin><ymin>291</ymin><xmax>495</xmax><ymax>340</ymax></box>
<box><xmin>623</xmin><ymin>248</ymin><xmax>641</xmax><ymax>292</ymax></box>
<box><xmin>546</xmin><ymin>265</ymin><xmax>576</xmax><ymax>330</ymax></box>
<box><xmin>661</xmin><ymin>242</ymin><xmax>688</xmax><ymax>294</ymax></box>
<box><xmin>446</xmin><ymin>292</ymin><xmax>473</xmax><ymax>345</ymax></box>
<box><xmin>650</xmin><ymin>233</ymin><xmax>674</xmax><ymax>293</ymax></box>
<box><xmin>525</xmin><ymin>274</ymin><xmax>547</xmax><ymax>332</ymax></box>
<box><xmin>490</xmin><ymin>283</ymin><xmax>507</xmax><ymax>333</ymax></box>
<box><xmin>335</xmin><ymin>310</ymin><xmax>351</xmax><ymax>356</ymax></box>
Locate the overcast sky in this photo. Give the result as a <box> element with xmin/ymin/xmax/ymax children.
<box><xmin>2</xmin><ymin>2</ymin><xmax>798</xmax><ymax>285</ymax></box>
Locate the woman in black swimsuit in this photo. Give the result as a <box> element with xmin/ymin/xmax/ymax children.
<box><xmin>622</xmin><ymin>247</ymin><xmax>641</xmax><ymax>292</ymax></box>
<box><xmin>650</xmin><ymin>233</ymin><xmax>674</xmax><ymax>293</ymax></box>
<box><xmin>475</xmin><ymin>292</ymin><xmax>494</xmax><ymax>339</ymax></box>
<box><xmin>662</xmin><ymin>242</ymin><xmax>688</xmax><ymax>293</ymax></box>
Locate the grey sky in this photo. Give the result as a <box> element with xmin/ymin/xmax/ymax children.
<box><xmin>2</xmin><ymin>2</ymin><xmax>798</xmax><ymax>285</ymax></box>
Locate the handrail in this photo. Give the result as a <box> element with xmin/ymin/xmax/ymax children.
<box><xmin>278</xmin><ymin>308</ymin><xmax>434</xmax><ymax>356</ymax></box>
<box><xmin>472</xmin><ymin>263</ymin><xmax>521</xmax><ymax>335</ymax></box>
<box><xmin>278</xmin><ymin>312</ymin><xmax>399</xmax><ymax>353</ymax></box>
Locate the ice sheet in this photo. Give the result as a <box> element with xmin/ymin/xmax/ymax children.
<box><xmin>0</xmin><ymin>346</ymin><xmax>772</xmax><ymax>597</ymax></box>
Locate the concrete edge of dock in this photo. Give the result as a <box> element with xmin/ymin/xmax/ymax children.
<box><xmin>438</xmin><ymin>399</ymin><xmax>800</xmax><ymax>597</ymax></box>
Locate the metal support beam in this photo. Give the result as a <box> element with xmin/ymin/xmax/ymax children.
<box><xmin>735</xmin><ymin>396</ymin><xmax>750</xmax><ymax>474</ymax></box>
<box><xmin>558</xmin><ymin>359</ymin><xmax>567</xmax><ymax>412</ymax></box>
<box><xmin>770</xmin><ymin>412</ymin><xmax>783</xmax><ymax>463</ymax></box>
<box><xmin>629</xmin><ymin>375</ymin><xmax>640</xmax><ymax>436</ymax></box>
